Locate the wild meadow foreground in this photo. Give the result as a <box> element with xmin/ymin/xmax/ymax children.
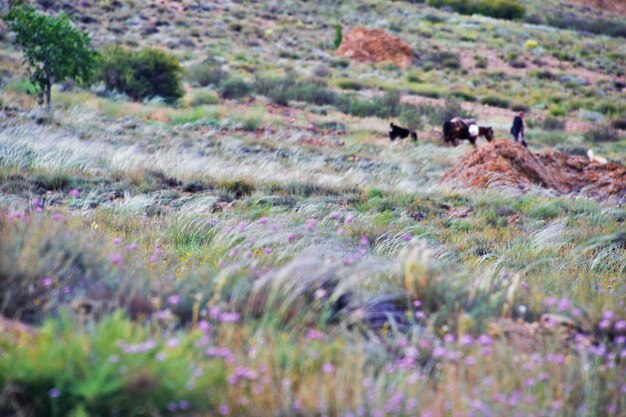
<box><xmin>1</xmin><ymin>0</ymin><xmax>625</xmax><ymax>416</ymax></box>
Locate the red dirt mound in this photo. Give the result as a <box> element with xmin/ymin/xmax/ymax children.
<box><xmin>572</xmin><ymin>0</ymin><xmax>626</xmax><ymax>15</ymax></box>
<box><xmin>441</xmin><ymin>140</ymin><xmax>626</xmax><ymax>201</ymax></box>
<box><xmin>336</xmin><ymin>28</ymin><xmax>414</xmax><ymax>68</ymax></box>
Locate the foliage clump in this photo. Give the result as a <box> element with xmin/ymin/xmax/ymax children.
<box><xmin>428</xmin><ymin>0</ymin><xmax>526</xmax><ymax>20</ymax></box>
<box><xmin>99</xmin><ymin>46</ymin><xmax>184</xmax><ymax>104</ymax></box>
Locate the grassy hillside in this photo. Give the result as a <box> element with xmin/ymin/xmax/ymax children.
<box><xmin>0</xmin><ymin>1</ymin><xmax>624</xmax><ymax>416</ymax></box>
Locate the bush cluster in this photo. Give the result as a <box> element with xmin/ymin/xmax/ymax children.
<box><xmin>99</xmin><ymin>46</ymin><xmax>184</xmax><ymax>104</ymax></box>
<box><xmin>540</xmin><ymin>13</ymin><xmax>626</xmax><ymax>39</ymax></box>
<box><xmin>541</xmin><ymin>116</ymin><xmax>565</xmax><ymax>131</ymax></box>
<box><xmin>428</xmin><ymin>0</ymin><xmax>525</xmax><ymax>20</ymax></box>
<box><xmin>186</xmin><ymin>60</ymin><xmax>228</xmax><ymax>87</ymax></box>
<box><xmin>583</xmin><ymin>125</ymin><xmax>620</xmax><ymax>143</ymax></box>
<box><xmin>480</xmin><ymin>95</ymin><xmax>510</xmax><ymax>109</ymax></box>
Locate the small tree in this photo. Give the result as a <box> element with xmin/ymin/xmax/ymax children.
<box><xmin>4</xmin><ymin>2</ymin><xmax>97</xmax><ymax>111</ymax></box>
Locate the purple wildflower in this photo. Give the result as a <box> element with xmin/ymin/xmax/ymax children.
<box><xmin>219</xmin><ymin>312</ymin><xmax>240</xmax><ymax>323</ymax></box>
<box><xmin>459</xmin><ymin>334</ymin><xmax>473</xmax><ymax>346</ymax></box>
<box><xmin>110</xmin><ymin>253</ymin><xmax>123</xmax><ymax>265</ymax></box>
<box><xmin>41</xmin><ymin>277</ymin><xmax>54</xmax><ymax>287</ymax></box>
<box><xmin>545</xmin><ymin>296</ymin><xmax>557</xmax><ymax>307</ymax></box>
<box><xmin>321</xmin><ymin>363</ymin><xmax>335</xmax><ymax>374</ymax></box>
<box><xmin>70</xmin><ymin>189</ymin><xmax>80</xmax><ymax>198</ymax></box>
<box><xmin>464</xmin><ymin>356</ymin><xmax>477</xmax><ymax>366</ymax></box>
<box><xmin>305</xmin><ymin>329</ymin><xmax>326</xmax><ymax>341</ymax></box>
<box><xmin>49</xmin><ymin>388</ymin><xmax>60</xmax><ymax>398</ymax></box>
<box><xmin>125</xmin><ymin>243</ymin><xmax>138</xmax><ymax>252</ymax></box>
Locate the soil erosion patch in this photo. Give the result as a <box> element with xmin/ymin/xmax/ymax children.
<box><xmin>441</xmin><ymin>140</ymin><xmax>626</xmax><ymax>202</ymax></box>
<box><xmin>336</xmin><ymin>27</ymin><xmax>414</xmax><ymax>68</ymax></box>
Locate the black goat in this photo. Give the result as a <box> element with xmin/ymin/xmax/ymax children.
<box><xmin>389</xmin><ymin>123</ymin><xmax>417</xmax><ymax>142</ymax></box>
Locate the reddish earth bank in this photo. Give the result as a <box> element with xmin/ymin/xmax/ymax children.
<box><xmin>442</xmin><ymin>140</ymin><xmax>626</xmax><ymax>202</ymax></box>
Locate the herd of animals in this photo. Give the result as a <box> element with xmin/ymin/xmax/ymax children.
<box><xmin>389</xmin><ymin>112</ymin><xmax>526</xmax><ymax>148</ymax></box>
<box><xmin>389</xmin><ymin>113</ymin><xmax>612</xmax><ymax>165</ymax></box>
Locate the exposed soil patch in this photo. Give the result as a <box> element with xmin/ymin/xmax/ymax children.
<box><xmin>336</xmin><ymin>28</ymin><xmax>414</xmax><ymax>68</ymax></box>
<box><xmin>571</xmin><ymin>0</ymin><xmax>626</xmax><ymax>15</ymax></box>
<box><xmin>441</xmin><ymin>140</ymin><xmax>626</xmax><ymax>201</ymax></box>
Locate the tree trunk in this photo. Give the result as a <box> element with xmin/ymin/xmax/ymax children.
<box><xmin>45</xmin><ymin>81</ymin><xmax>51</xmax><ymax>113</ymax></box>
<box><xmin>43</xmin><ymin>63</ymin><xmax>51</xmax><ymax>113</ymax></box>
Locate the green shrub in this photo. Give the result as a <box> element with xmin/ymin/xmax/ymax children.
<box><xmin>412</xmin><ymin>85</ymin><xmax>444</xmax><ymax>99</ymax></box>
<box><xmin>218</xmin><ymin>77</ymin><xmax>252</xmax><ymax>99</ymax></box>
<box><xmin>476</xmin><ymin>0</ymin><xmax>526</xmax><ymax>20</ymax></box>
<box><xmin>100</xmin><ymin>46</ymin><xmax>183</xmax><ymax>104</ymax></box>
<box><xmin>480</xmin><ymin>95</ymin><xmax>510</xmax><ymax>108</ymax></box>
<box><xmin>430</xmin><ymin>99</ymin><xmax>466</xmax><ymax>125</ymax></box>
<box><xmin>190</xmin><ymin>91</ymin><xmax>219</xmax><ymax>106</ymax></box>
<box><xmin>426</xmin><ymin>51</ymin><xmax>461</xmax><ymax>70</ymax></box>
<box><xmin>529</xmin><ymin>201</ymin><xmax>563</xmax><ymax>219</ymax></box>
<box><xmin>427</xmin><ymin>0</ymin><xmax>525</xmax><ymax>20</ymax></box>
<box><xmin>450</xmin><ymin>90</ymin><xmax>476</xmax><ymax>102</ymax></box>
<box><xmin>186</xmin><ymin>61</ymin><xmax>228</xmax><ymax>87</ymax></box>
<box><xmin>399</xmin><ymin>105</ymin><xmax>423</xmax><ymax>130</ymax></box>
<box><xmin>583</xmin><ymin>125</ymin><xmax>620</xmax><ymax>143</ymax></box>
<box><xmin>0</xmin><ymin>313</ymin><xmax>226</xmax><ymax>417</ymax></box>
<box><xmin>542</xmin><ymin>14</ymin><xmax>626</xmax><ymax>39</ymax></box>
<box><xmin>337</xmin><ymin>79</ymin><xmax>363</xmax><ymax>90</ymax></box>
<box><xmin>406</xmin><ymin>71</ymin><xmax>422</xmax><ymax>83</ymax></box>
<box><xmin>333</xmin><ymin>24</ymin><xmax>343</xmax><ymax>49</ymax></box>
<box><xmin>595</xmin><ymin>101</ymin><xmax>620</xmax><ymax>116</ymax></box>
<box><xmin>474</xmin><ymin>55</ymin><xmax>488</xmax><ymax>69</ymax></box>
<box><xmin>541</xmin><ymin>116</ymin><xmax>565</xmax><ymax>131</ymax></box>
<box><xmin>548</xmin><ymin>103</ymin><xmax>568</xmax><ymax>117</ymax></box>
<box><xmin>242</xmin><ymin>116</ymin><xmax>262</xmax><ymax>131</ymax></box>
<box><xmin>7</xmin><ymin>79</ymin><xmax>39</xmax><ymax>96</ymax></box>
<box><xmin>511</xmin><ymin>103</ymin><xmax>529</xmax><ymax>112</ymax></box>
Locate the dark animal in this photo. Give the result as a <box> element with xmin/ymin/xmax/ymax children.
<box><xmin>389</xmin><ymin>123</ymin><xmax>417</xmax><ymax>142</ymax></box>
<box><xmin>442</xmin><ymin>117</ymin><xmax>493</xmax><ymax>147</ymax></box>
<box><xmin>614</xmin><ymin>72</ymin><xmax>625</xmax><ymax>91</ymax></box>
<box><xmin>510</xmin><ymin>112</ymin><xmax>527</xmax><ymax>148</ymax></box>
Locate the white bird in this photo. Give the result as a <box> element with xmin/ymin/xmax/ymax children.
<box><xmin>587</xmin><ymin>149</ymin><xmax>608</xmax><ymax>164</ymax></box>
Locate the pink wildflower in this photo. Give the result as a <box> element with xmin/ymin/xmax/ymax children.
<box><xmin>110</xmin><ymin>253</ymin><xmax>123</xmax><ymax>265</ymax></box>
<box><xmin>321</xmin><ymin>363</ymin><xmax>335</xmax><ymax>373</ymax></box>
